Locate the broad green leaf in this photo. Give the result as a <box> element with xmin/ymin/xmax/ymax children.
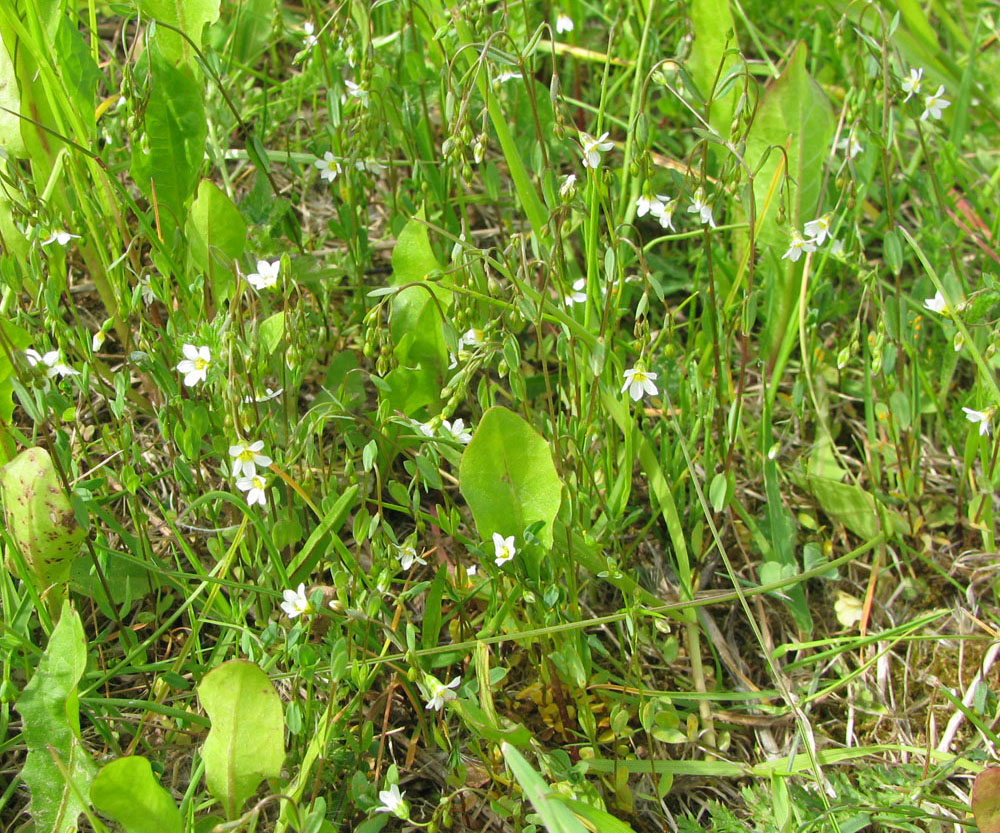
<box><xmin>688</xmin><ymin>0</ymin><xmax>740</xmax><ymax>137</ymax></box>
<box><xmin>0</xmin><ymin>29</ymin><xmax>23</xmax><ymax>154</ymax></box>
<box><xmin>198</xmin><ymin>660</ymin><xmax>285</xmax><ymax>820</ymax></box>
<box><xmin>15</xmin><ymin>601</ymin><xmax>97</xmax><ymax>833</ymax></box>
<box><xmin>137</xmin><ymin>0</ymin><xmax>221</xmax><ymax>66</ymax></box>
<box><xmin>383</xmin><ymin>210</ymin><xmax>451</xmax><ymax>415</ymax></box>
<box><xmin>744</xmin><ymin>42</ymin><xmax>833</xmax><ymax>359</ymax></box>
<box><xmin>91</xmin><ymin>757</ymin><xmax>183</xmax><ymax>833</ymax></box>
<box><xmin>259</xmin><ymin>311</ymin><xmax>286</xmax><ymax>356</ymax></box>
<box><xmin>553</xmin><ymin>798</ymin><xmax>642</xmax><ymax>833</ymax></box>
<box><xmin>501</xmin><ymin>743</ymin><xmax>589</xmax><ymax>833</ymax></box>
<box><xmin>214</xmin><ymin>0</ymin><xmax>275</xmax><ymax>65</ymax></box>
<box><xmin>186</xmin><ymin>180</ymin><xmax>247</xmax><ymax>305</ymax></box>
<box><xmin>764</xmin><ymin>459</ymin><xmax>811</xmax><ymax>633</ymax></box>
<box><xmin>1</xmin><ymin>447</ymin><xmax>86</xmax><ymax>618</ymax></box>
<box><xmin>805</xmin><ymin>476</ymin><xmax>880</xmax><ymax>541</ymax></box>
<box><xmin>54</xmin><ymin>16</ymin><xmax>99</xmax><ymax>139</ymax></box>
<box><xmin>130</xmin><ymin>45</ymin><xmax>207</xmax><ymax>236</ymax></box>
<box><xmin>458</xmin><ymin>407</ymin><xmax>562</xmax><ymax>550</ymax></box>
<box><xmin>972</xmin><ymin>767</ymin><xmax>1000</xmax><ymax>833</ymax></box>
<box><xmin>0</xmin><ymin>320</ymin><xmax>31</xmax><ymax>462</ymax></box>
<box><xmin>452</xmin><ymin>700</ymin><xmax>532</xmax><ymax>747</ymax></box>
<box><xmin>746</xmin><ymin>42</ymin><xmax>833</xmax><ymax>249</ymax></box>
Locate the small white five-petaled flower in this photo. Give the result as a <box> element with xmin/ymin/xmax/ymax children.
<box><xmin>962</xmin><ymin>407</ymin><xmax>991</xmax><ymax>437</ymax></box>
<box><xmin>564</xmin><ymin>278</ymin><xmax>587</xmax><ymax>306</ymax></box>
<box><xmin>280</xmin><ymin>583</ymin><xmax>312</xmax><ymax>618</ymax></box>
<box><xmin>493</xmin><ymin>532</ymin><xmax>516</xmax><ymax>566</ymax></box>
<box><xmin>442</xmin><ymin>418</ymin><xmax>473</xmax><ymax>444</ymax></box>
<box><xmin>555</xmin><ymin>13</ymin><xmax>574</xmax><ymax>33</ymax></box>
<box><xmin>687</xmin><ymin>188</ymin><xmax>716</xmax><ymax>228</ymax></box>
<box><xmin>921</xmin><ymin>85</ymin><xmax>950</xmax><ymax>121</ymax></box>
<box><xmin>246</xmin><ymin>259</ymin><xmax>280</xmax><ymax>290</ymax></box>
<box><xmin>24</xmin><ymin>348</ymin><xmax>79</xmax><ymax>378</ymax></box>
<box><xmin>657</xmin><ymin>198</ymin><xmax>676</xmax><ymax>230</ymax></box>
<box><xmin>923</xmin><ymin>291</ymin><xmax>947</xmax><ymax>314</ymax></box>
<box><xmin>837</xmin><ymin>129</ymin><xmax>863</xmax><ymax>160</ymax></box>
<box><xmin>559</xmin><ymin>174</ymin><xmax>578</xmax><ymax>199</ymax></box>
<box><xmin>782</xmin><ymin>231</ymin><xmax>817</xmax><ymax>262</ymax></box>
<box><xmin>302</xmin><ymin>21</ymin><xmax>317</xmax><ymax>48</ymax></box>
<box><xmin>344</xmin><ymin>79</ymin><xmax>369</xmax><ymax>107</ymax></box>
<box><xmin>236</xmin><ymin>474</ymin><xmax>268</xmax><ymax>506</ymax></box>
<box><xmin>41</xmin><ymin>230</ymin><xmax>81</xmax><ymax>247</ymax></box>
<box><xmin>579</xmin><ymin>131</ymin><xmax>614</xmax><ymax>169</ymax></box>
<box><xmin>397</xmin><ymin>544</ymin><xmax>427</xmax><ymax>571</ymax></box>
<box><xmin>229</xmin><ymin>440</ymin><xmax>272</xmax><ymax>479</ymax></box>
<box><xmin>314</xmin><ymin>151</ymin><xmax>341</xmax><ymax>182</ymax></box>
<box><xmin>804</xmin><ymin>213</ymin><xmax>833</xmax><ymax>246</ymax></box>
<box><xmin>375</xmin><ymin>783</ymin><xmax>408</xmax><ymax>818</ymax></box>
<box><xmin>901</xmin><ymin>67</ymin><xmax>923</xmax><ymax>102</ymax></box>
<box><xmin>176</xmin><ymin>344</ymin><xmax>211</xmax><ymax>387</ymax></box>
<box><xmin>621</xmin><ymin>366</ymin><xmax>658</xmax><ymax>401</ymax></box>
<box><xmin>424</xmin><ymin>675</ymin><xmax>461</xmax><ymax>711</ymax></box>
<box><xmin>636</xmin><ymin>194</ymin><xmax>667</xmax><ymax>218</ymax></box>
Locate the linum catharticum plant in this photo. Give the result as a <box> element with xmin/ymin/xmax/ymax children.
<box><xmin>0</xmin><ymin>0</ymin><xmax>997</xmax><ymax>831</ymax></box>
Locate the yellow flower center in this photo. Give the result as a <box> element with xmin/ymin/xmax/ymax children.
<box><xmin>194</xmin><ymin>357</ymin><xmax>208</xmax><ymax>370</ymax></box>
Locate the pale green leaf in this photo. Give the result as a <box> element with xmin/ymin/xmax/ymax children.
<box><xmin>458</xmin><ymin>407</ymin><xmax>562</xmax><ymax>550</ymax></box>
<box><xmin>91</xmin><ymin>757</ymin><xmax>183</xmax><ymax>833</ymax></box>
<box><xmin>186</xmin><ymin>180</ymin><xmax>247</xmax><ymax>305</ymax></box>
<box><xmin>14</xmin><ymin>602</ymin><xmax>97</xmax><ymax>833</ymax></box>
<box><xmin>198</xmin><ymin>660</ymin><xmax>285</xmax><ymax>820</ymax></box>
<box><xmin>137</xmin><ymin>0</ymin><xmax>221</xmax><ymax>66</ymax></box>
<box><xmin>501</xmin><ymin>743</ymin><xmax>589</xmax><ymax>833</ymax></box>
<box><xmin>130</xmin><ymin>45</ymin><xmax>207</xmax><ymax>235</ymax></box>
<box><xmin>259</xmin><ymin>311</ymin><xmax>285</xmax><ymax>356</ymax></box>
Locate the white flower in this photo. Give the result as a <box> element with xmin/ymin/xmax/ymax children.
<box><xmin>229</xmin><ymin>440</ymin><xmax>273</xmax><ymax>479</ymax></box>
<box><xmin>804</xmin><ymin>213</ymin><xmax>833</xmax><ymax>246</ymax></box>
<box><xmin>494</xmin><ymin>71</ymin><xmax>522</xmax><ymax>85</ymax></box>
<box><xmin>782</xmin><ymin>230</ymin><xmax>817</xmax><ymax>262</ymax></box>
<box><xmin>280</xmin><ymin>582</ymin><xmax>312</xmax><ymax>618</ymax></box>
<box><xmin>314</xmin><ymin>151</ymin><xmax>341</xmax><ymax>182</ymax></box>
<box><xmin>837</xmin><ymin>129</ymin><xmax>863</xmax><ymax>159</ymax></box>
<box><xmin>657</xmin><ymin>199</ymin><xmax>676</xmax><ymax>230</ymax></box>
<box><xmin>25</xmin><ymin>348</ymin><xmax>78</xmax><ymax>378</ymax></box>
<box><xmin>564</xmin><ymin>278</ymin><xmax>587</xmax><ymax>306</ymax></box>
<box><xmin>555</xmin><ymin>13</ymin><xmax>574</xmax><ymax>33</ymax></box>
<box><xmin>236</xmin><ymin>473</ymin><xmax>268</xmax><ymax>506</ymax></box>
<box><xmin>344</xmin><ymin>79</ymin><xmax>369</xmax><ymax>107</ymax></box>
<box><xmin>459</xmin><ymin>328</ymin><xmax>483</xmax><ymax>350</ymax></box>
<box><xmin>687</xmin><ymin>188</ymin><xmax>716</xmax><ymax>228</ymax></box>
<box><xmin>424</xmin><ymin>675</ymin><xmax>461</xmax><ymax>711</ymax></box>
<box><xmin>472</xmin><ymin>134</ymin><xmax>486</xmax><ymax>164</ymax></box>
<box><xmin>921</xmin><ymin>85</ymin><xmax>950</xmax><ymax>121</ymax></box>
<box><xmin>92</xmin><ymin>330</ymin><xmax>106</xmax><ymax>351</ymax></box>
<box><xmin>246</xmin><ymin>259</ymin><xmax>280</xmax><ymax>290</ymax></box>
<box><xmin>560</xmin><ymin>173</ymin><xmax>578</xmax><ymax>199</ymax></box>
<box><xmin>579</xmin><ymin>131</ymin><xmax>614</xmax><ymax>169</ymax></box>
<box><xmin>302</xmin><ymin>21</ymin><xmax>317</xmax><ymax>48</ymax></box>
<box><xmin>901</xmin><ymin>66</ymin><xmax>923</xmax><ymax>102</ymax></box>
<box><xmin>41</xmin><ymin>230</ymin><xmax>81</xmax><ymax>247</ymax></box>
<box><xmin>397</xmin><ymin>544</ymin><xmax>426</xmax><ymax>571</ymax></box>
<box><xmin>621</xmin><ymin>366</ymin><xmax>658</xmax><ymax>401</ymax></box>
<box><xmin>176</xmin><ymin>344</ymin><xmax>211</xmax><ymax>387</ymax></box>
<box><xmin>354</xmin><ymin>158</ymin><xmax>387</xmax><ymax>174</ymax></box>
<box><xmin>962</xmin><ymin>407</ymin><xmax>991</xmax><ymax>436</ymax></box>
<box><xmin>636</xmin><ymin>194</ymin><xmax>664</xmax><ymax>218</ymax></box>
<box><xmin>242</xmin><ymin>387</ymin><xmax>284</xmax><ymax>403</ymax></box>
<box><xmin>923</xmin><ymin>291</ymin><xmax>947</xmax><ymax>314</ymax></box>
<box><xmin>442</xmin><ymin>418</ymin><xmax>473</xmax><ymax>444</ymax></box>
<box><xmin>493</xmin><ymin>532</ymin><xmax>516</xmax><ymax>566</ymax></box>
<box><xmin>375</xmin><ymin>784</ymin><xmax>408</xmax><ymax>818</ymax></box>
<box><xmin>138</xmin><ymin>275</ymin><xmax>156</xmax><ymax>305</ymax></box>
